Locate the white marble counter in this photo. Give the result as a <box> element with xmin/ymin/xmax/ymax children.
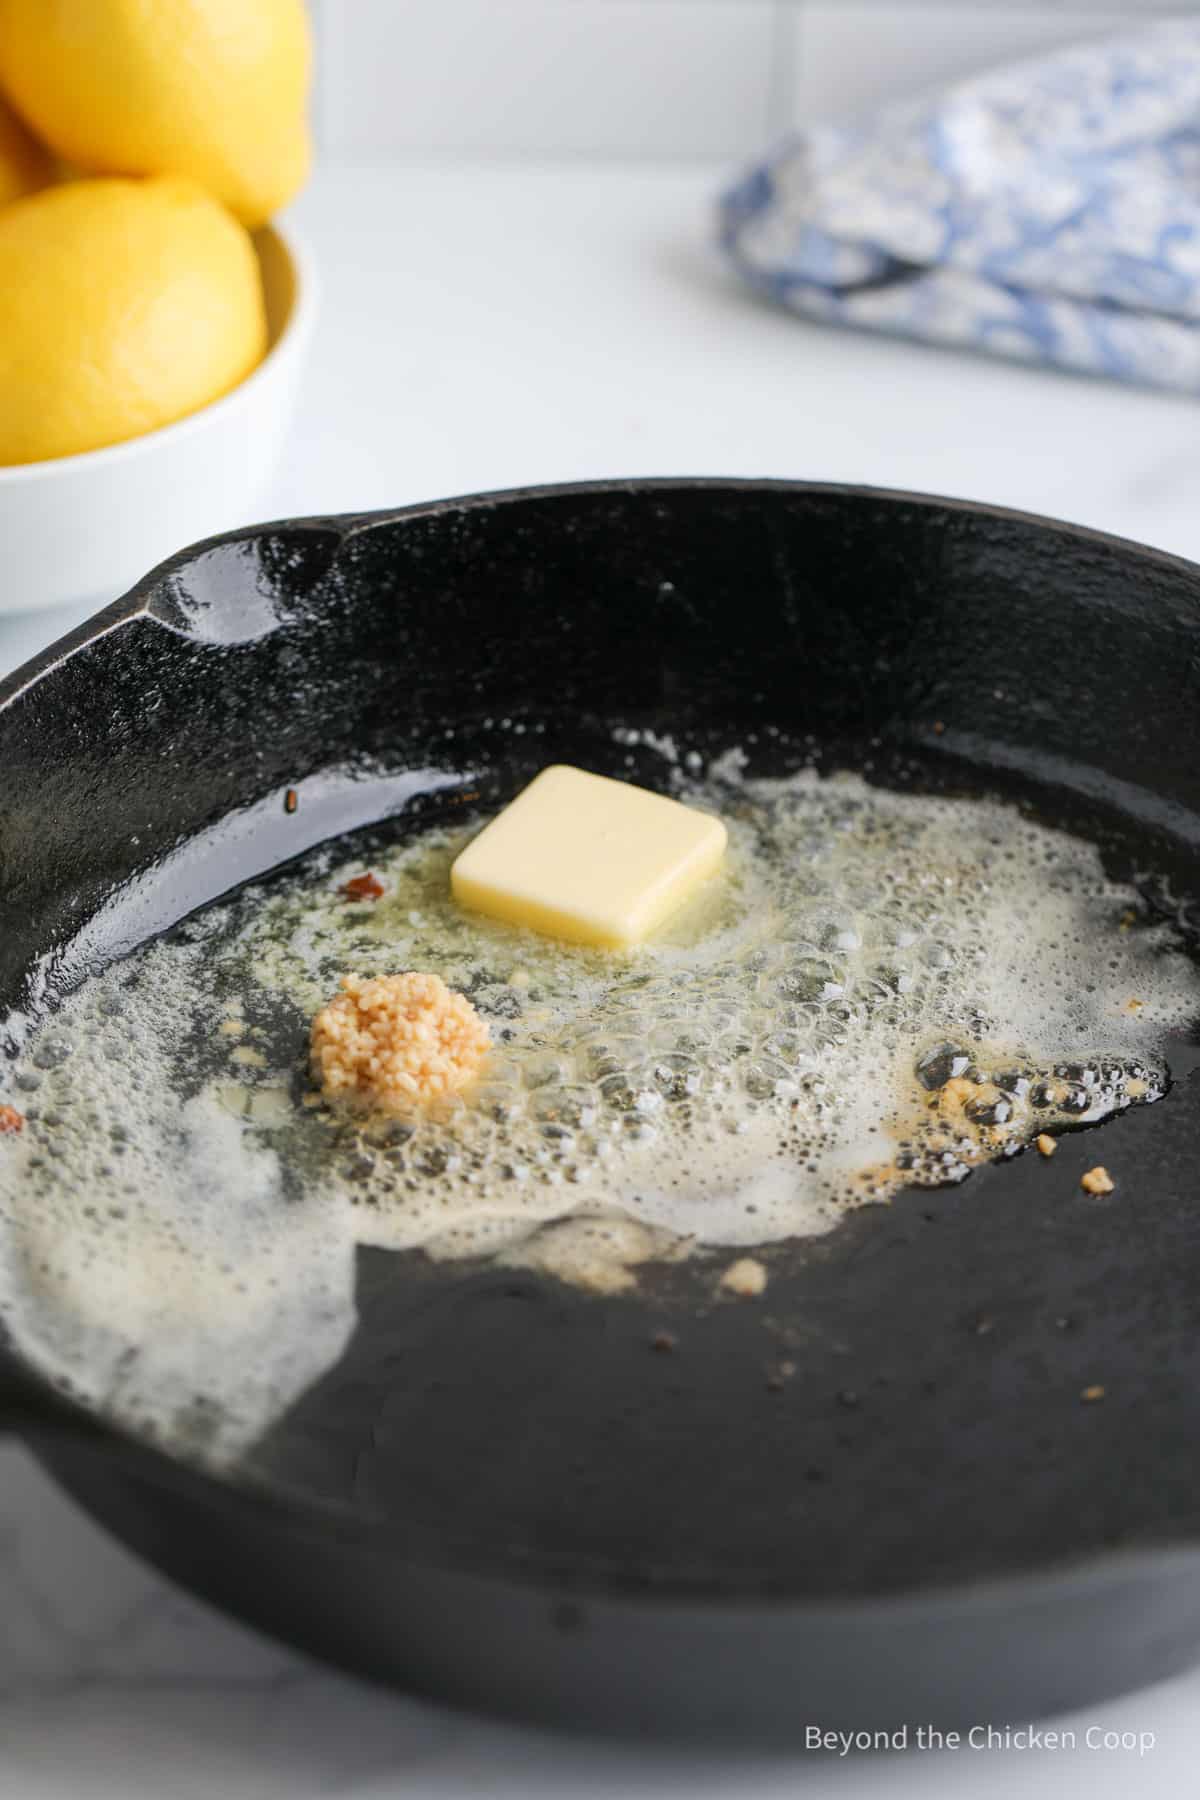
<box><xmin>4</xmin><ymin>158</ymin><xmax>1200</xmax><ymax>1797</ymax></box>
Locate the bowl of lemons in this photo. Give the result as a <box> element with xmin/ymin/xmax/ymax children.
<box><xmin>0</xmin><ymin>0</ymin><xmax>316</xmax><ymax>616</ymax></box>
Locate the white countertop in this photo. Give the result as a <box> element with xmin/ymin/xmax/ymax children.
<box><xmin>3</xmin><ymin>158</ymin><xmax>1200</xmax><ymax>1798</ymax></box>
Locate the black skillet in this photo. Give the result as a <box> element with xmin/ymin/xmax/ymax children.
<box><xmin>5</xmin><ymin>478</ymin><xmax>1200</xmax><ymax>1740</ymax></box>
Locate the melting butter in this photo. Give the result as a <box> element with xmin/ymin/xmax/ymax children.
<box><xmin>1</xmin><ymin>766</ymin><xmax>1197</xmax><ymax>1463</ymax></box>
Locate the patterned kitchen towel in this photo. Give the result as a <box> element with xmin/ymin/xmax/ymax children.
<box><xmin>719</xmin><ymin>20</ymin><xmax>1200</xmax><ymax>390</ymax></box>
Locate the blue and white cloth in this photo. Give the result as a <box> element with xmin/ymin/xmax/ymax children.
<box><xmin>719</xmin><ymin>22</ymin><xmax>1200</xmax><ymax>390</ymax></box>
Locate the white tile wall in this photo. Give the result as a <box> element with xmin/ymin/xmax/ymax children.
<box><xmin>310</xmin><ymin>1</ymin><xmax>1186</xmax><ymax>161</ymax></box>
<box><xmin>789</xmin><ymin>3</ymin><xmax>1154</xmax><ymax>125</ymax></box>
<box><xmin>317</xmin><ymin>1</ymin><xmax>777</xmax><ymax>158</ymax></box>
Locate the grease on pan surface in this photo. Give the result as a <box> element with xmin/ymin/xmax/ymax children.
<box><xmin>1</xmin><ymin>765</ymin><xmax>1197</xmax><ymax>1462</ymax></box>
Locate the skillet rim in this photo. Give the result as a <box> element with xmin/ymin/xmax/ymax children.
<box><xmin>4</xmin><ymin>473</ymin><xmax>1200</xmax><ymax>1611</ymax></box>
<box><xmin>4</xmin><ymin>472</ymin><xmax>1200</xmax><ymax>714</ymax></box>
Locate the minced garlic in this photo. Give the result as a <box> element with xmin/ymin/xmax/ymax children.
<box><xmin>720</xmin><ymin>1256</ymin><xmax>768</xmax><ymax>1298</ymax></box>
<box><xmin>310</xmin><ymin>972</ymin><xmax>490</xmax><ymax>1112</ymax></box>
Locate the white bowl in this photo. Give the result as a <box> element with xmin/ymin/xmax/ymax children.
<box><xmin>0</xmin><ymin>222</ymin><xmax>316</xmax><ymax>616</ymax></box>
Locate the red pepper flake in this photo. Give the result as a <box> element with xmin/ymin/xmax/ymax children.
<box><xmin>0</xmin><ymin>1105</ymin><xmax>24</xmax><ymax>1134</ymax></box>
<box><xmin>284</xmin><ymin>788</ymin><xmax>298</xmax><ymax>814</ymax></box>
<box><xmin>341</xmin><ymin>871</ymin><xmax>385</xmax><ymax>902</ymax></box>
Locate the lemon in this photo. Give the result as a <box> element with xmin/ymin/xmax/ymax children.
<box><xmin>0</xmin><ymin>84</ymin><xmax>51</xmax><ymax>206</ymax></box>
<box><xmin>0</xmin><ymin>175</ymin><xmax>267</xmax><ymax>465</ymax></box>
<box><xmin>0</xmin><ymin>0</ymin><xmax>310</xmax><ymax>228</ymax></box>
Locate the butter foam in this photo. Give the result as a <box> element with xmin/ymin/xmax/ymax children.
<box><xmin>1</xmin><ymin>766</ymin><xmax>1197</xmax><ymax>1462</ymax></box>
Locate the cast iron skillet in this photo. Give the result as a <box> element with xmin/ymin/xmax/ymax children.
<box><xmin>5</xmin><ymin>479</ymin><xmax>1200</xmax><ymax>1741</ymax></box>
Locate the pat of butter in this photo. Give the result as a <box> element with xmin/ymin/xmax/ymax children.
<box><xmin>450</xmin><ymin>765</ymin><xmax>727</xmax><ymax>949</ymax></box>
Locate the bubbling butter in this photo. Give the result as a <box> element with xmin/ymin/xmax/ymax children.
<box><xmin>0</xmin><ymin>765</ymin><xmax>1197</xmax><ymax>1463</ymax></box>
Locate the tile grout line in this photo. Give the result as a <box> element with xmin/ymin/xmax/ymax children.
<box><xmin>309</xmin><ymin>0</ymin><xmax>340</xmax><ymax>156</ymax></box>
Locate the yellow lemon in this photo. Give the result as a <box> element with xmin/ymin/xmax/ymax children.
<box><xmin>0</xmin><ymin>84</ymin><xmax>51</xmax><ymax>206</ymax></box>
<box><xmin>0</xmin><ymin>175</ymin><xmax>267</xmax><ymax>465</ymax></box>
<box><xmin>0</xmin><ymin>0</ymin><xmax>310</xmax><ymax>228</ymax></box>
